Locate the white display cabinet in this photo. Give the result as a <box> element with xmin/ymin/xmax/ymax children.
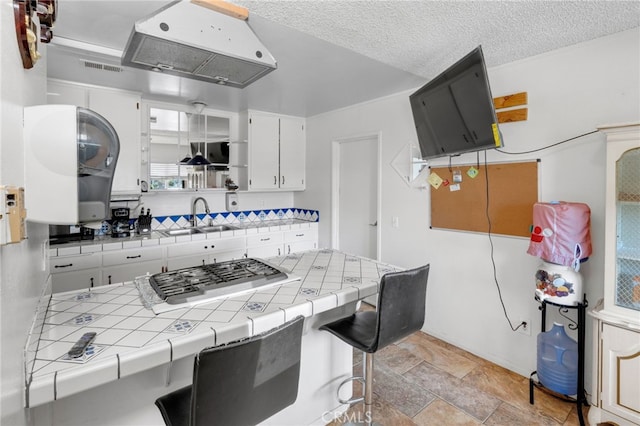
<box><xmin>589</xmin><ymin>123</ymin><xmax>640</xmax><ymax>426</ymax></box>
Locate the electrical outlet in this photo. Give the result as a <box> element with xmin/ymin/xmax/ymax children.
<box><xmin>517</xmin><ymin>318</ymin><xmax>531</xmax><ymax>335</ymax></box>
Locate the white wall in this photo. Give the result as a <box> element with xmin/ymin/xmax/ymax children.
<box><xmin>298</xmin><ymin>27</ymin><xmax>640</xmax><ymax>395</ymax></box>
<box><xmin>0</xmin><ymin>1</ymin><xmax>51</xmax><ymax>424</ymax></box>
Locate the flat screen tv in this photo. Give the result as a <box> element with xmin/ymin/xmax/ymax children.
<box><xmin>410</xmin><ymin>46</ymin><xmax>503</xmax><ymax>160</ymax></box>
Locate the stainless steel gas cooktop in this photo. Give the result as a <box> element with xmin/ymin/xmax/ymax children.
<box><xmin>149</xmin><ymin>258</ymin><xmax>290</xmax><ymax>305</ymax></box>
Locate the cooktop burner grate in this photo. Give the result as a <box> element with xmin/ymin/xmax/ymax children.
<box><xmin>149</xmin><ymin>258</ymin><xmax>289</xmax><ymax>305</ymax></box>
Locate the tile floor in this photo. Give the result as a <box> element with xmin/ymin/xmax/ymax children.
<box><xmin>329</xmin><ymin>305</ymin><xmax>590</xmax><ymax>426</ymax></box>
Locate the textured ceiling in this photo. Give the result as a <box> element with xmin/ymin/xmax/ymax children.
<box><xmin>236</xmin><ymin>0</ymin><xmax>640</xmax><ymax>79</ymax></box>
<box><xmin>46</xmin><ymin>1</ymin><xmax>640</xmax><ymax>117</ymax></box>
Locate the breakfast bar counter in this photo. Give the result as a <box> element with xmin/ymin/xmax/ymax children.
<box><xmin>26</xmin><ymin>249</ymin><xmax>399</xmax><ymax>425</ymax></box>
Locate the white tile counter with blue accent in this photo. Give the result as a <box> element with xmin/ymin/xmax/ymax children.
<box><xmin>26</xmin><ymin>249</ymin><xmax>400</xmax><ymax>425</ymax></box>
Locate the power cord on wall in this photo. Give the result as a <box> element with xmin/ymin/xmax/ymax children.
<box><xmin>482</xmin><ymin>151</ymin><xmax>527</xmax><ymax>333</ymax></box>
<box><xmin>496</xmin><ymin>130</ymin><xmax>598</xmax><ymax>155</ymax></box>
<box><xmin>479</xmin><ymin>129</ymin><xmax>598</xmax><ymax>332</ymax></box>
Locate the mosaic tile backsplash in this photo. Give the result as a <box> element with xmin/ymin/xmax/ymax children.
<box><xmin>99</xmin><ymin>208</ymin><xmax>319</xmax><ymax>235</ymax></box>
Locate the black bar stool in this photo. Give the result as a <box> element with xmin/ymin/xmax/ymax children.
<box><xmin>320</xmin><ymin>264</ymin><xmax>430</xmax><ymax>424</ymax></box>
<box><xmin>155</xmin><ymin>316</ymin><xmax>304</xmax><ymax>426</ymax></box>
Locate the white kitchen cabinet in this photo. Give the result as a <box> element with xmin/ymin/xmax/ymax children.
<box><xmin>47</xmin><ymin>79</ymin><xmax>142</xmax><ymax>196</ymax></box>
<box><xmin>166</xmin><ymin>237</ymin><xmax>246</xmax><ymax>270</ymax></box>
<box><xmin>589</xmin><ymin>123</ymin><xmax>640</xmax><ymax>426</ymax></box>
<box><xmin>245</xmin><ymin>111</ymin><xmax>305</xmax><ymax>191</ymax></box>
<box><xmin>52</xmin><ymin>269</ymin><xmax>102</xmax><ymax>293</ymax></box>
<box><xmin>48</xmin><ymin>223</ymin><xmax>319</xmax><ymax>292</ymax></box>
<box><xmin>246</xmin><ymin>231</ymin><xmax>284</xmax><ymax>258</ymax></box>
<box><xmin>283</xmin><ymin>225</ymin><xmax>318</xmax><ymax>255</ymax></box>
<box><xmin>279</xmin><ymin>116</ymin><xmax>305</xmax><ymax>190</ymax></box>
<box><xmin>103</xmin><ymin>260</ymin><xmax>164</xmax><ymax>285</ymax></box>
<box><xmin>102</xmin><ymin>246</ymin><xmax>164</xmax><ymax>284</ymax></box>
<box><xmin>596</xmin><ymin>323</ymin><xmax>640</xmax><ymax>424</ymax></box>
<box><xmin>50</xmin><ymin>252</ymin><xmax>102</xmax><ymax>292</ymax></box>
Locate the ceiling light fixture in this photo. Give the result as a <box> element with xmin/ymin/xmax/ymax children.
<box><xmin>191</xmin><ymin>101</ymin><xmax>207</xmax><ymax>114</ymax></box>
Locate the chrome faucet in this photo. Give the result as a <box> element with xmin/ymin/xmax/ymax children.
<box><xmin>191</xmin><ymin>197</ymin><xmax>210</xmax><ymax>227</ymax></box>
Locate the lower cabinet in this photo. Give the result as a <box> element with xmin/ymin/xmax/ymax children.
<box><xmin>51</xmin><ymin>252</ymin><xmax>102</xmax><ymax>293</ymax></box>
<box><xmin>246</xmin><ymin>231</ymin><xmax>284</xmax><ymax>259</ymax></box>
<box><xmin>284</xmin><ymin>227</ymin><xmax>318</xmax><ymax>255</ymax></box>
<box><xmin>103</xmin><ymin>260</ymin><xmax>164</xmax><ymax>285</ymax></box>
<box><xmin>52</xmin><ymin>269</ymin><xmax>102</xmax><ymax>293</ymax></box>
<box><xmin>166</xmin><ymin>237</ymin><xmax>246</xmax><ymax>271</ymax></box>
<box><xmin>49</xmin><ymin>224</ymin><xmax>319</xmax><ymax>292</ymax></box>
<box><xmin>590</xmin><ymin>316</ymin><xmax>640</xmax><ymax>425</ymax></box>
<box><xmin>102</xmin><ymin>246</ymin><xmax>164</xmax><ymax>284</ymax></box>
<box><xmin>209</xmin><ymin>249</ymin><xmax>247</xmax><ymax>264</ymax></box>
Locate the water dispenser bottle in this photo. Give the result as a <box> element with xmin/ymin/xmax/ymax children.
<box><xmin>536</xmin><ymin>322</ymin><xmax>578</xmax><ymax>395</ymax></box>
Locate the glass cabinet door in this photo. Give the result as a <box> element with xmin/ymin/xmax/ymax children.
<box><xmin>616</xmin><ymin>147</ymin><xmax>640</xmax><ymax>311</ymax></box>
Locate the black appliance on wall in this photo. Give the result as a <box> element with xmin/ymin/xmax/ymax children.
<box><xmin>409</xmin><ymin>45</ymin><xmax>503</xmax><ymax>160</ymax></box>
<box><xmin>111</xmin><ymin>208</ymin><xmax>131</xmax><ymax>238</ymax></box>
<box><xmin>49</xmin><ymin>225</ymin><xmax>95</xmax><ymax>245</ymax></box>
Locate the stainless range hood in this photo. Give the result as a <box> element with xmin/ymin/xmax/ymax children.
<box><xmin>121</xmin><ymin>0</ymin><xmax>276</xmax><ymax>88</ymax></box>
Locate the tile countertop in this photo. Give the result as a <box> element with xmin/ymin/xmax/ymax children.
<box><xmin>49</xmin><ymin>219</ymin><xmax>317</xmax><ymax>256</ymax></box>
<box><xmin>25</xmin><ymin>249</ymin><xmax>399</xmax><ymax>408</ymax></box>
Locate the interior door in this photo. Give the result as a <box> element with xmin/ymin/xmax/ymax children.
<box><xmin>337</xmin><ymin>136</ymin><xmax>378</xmax><ymax>259</ymax></box>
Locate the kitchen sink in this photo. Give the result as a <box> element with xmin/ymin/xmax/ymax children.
<box><xmin>159</xmin><ymin>225</ymin><xmax>237</xmax><ymax>237</ymax></box>
<box><xmin>197</xmin><ymin>225</ymin><xmax>237</xmax><ymax>232</ymax></box>
<box><xmin>159</xmin><ymin>228</ymin><xmax>203</xmax><ymax>236</ymax></box>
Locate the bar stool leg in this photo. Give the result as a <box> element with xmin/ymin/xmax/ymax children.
<box><xmin>364</xmin><ymin>352</ymin><xmax>374</xmax><ymax>426</ymax></box>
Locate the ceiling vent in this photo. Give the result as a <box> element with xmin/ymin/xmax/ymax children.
<box><xmin>81</xmin><ymin>60</ymin><xmax>124</xmax><ymax>73</ymax></box>
<box><xmin>121</xmin><ymin>0</ymin><xmax>276</xmax><ymax>89</ymax></box>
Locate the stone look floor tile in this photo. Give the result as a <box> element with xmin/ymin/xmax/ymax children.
<box><xmin>484</xmin><ymin>401</ymin><xmax>561</xmax><ymax>426</ymax></box>
<box><xmin>376</xmin><ymin>344</ymin><xmax>423</xmax><ymax>374</ymax></box>
<box><xmin>404</xmin><ymin>361</ymin><xmax>502</xmax><ymax>422</ymax></box>
<box><xmin>463</xmin><ymin>363</ymin><xmax>572</xmax><ymax>424</ymax></box>
<box><xmin>335</xmin><ymin>304</ymin><xmax>588</xmax><ymax>425</ymax></box>
<box><xmin>398</xmin><ymin>333</ymin><xmax>479</xmax><ymax>378</ymax></box>
<box><xmin>372</xmin><ymin>362</ymin><xmax>436</xmax><ymax>417</ymax></box>
<box><xmin>420</xmin><ymin>333</ymin><xmax>496</xmax><ymax>369</ymax></box>
<box><xmin>326</xmin><ymin>392</ymin><xmax>416</xmax><ymax>426</ymax></box>
<box><xmin>413</xmin><ymin>398</ymin><xmax>481</xmax><ymax>426</ymax></box>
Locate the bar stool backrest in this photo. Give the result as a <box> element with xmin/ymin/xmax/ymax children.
<box><xmin>375</xmin><ymin>264</ymin><xmax>430</xmax><ymax>351</ymax></box>
<box><xmin>190</xmin><ymin>316</ymin><xmax>304</xmax><ymax>425</ymax></box>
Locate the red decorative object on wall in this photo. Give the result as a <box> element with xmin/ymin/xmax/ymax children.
<box><xmin>13</xmin><ymin>0</ymin><xmax>57</xmax><ymax>69</ymax></box>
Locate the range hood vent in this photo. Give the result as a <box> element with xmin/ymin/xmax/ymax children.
<box><xmin>121</xmin><ymin>0</ymin><xmax>276</xmax><ymax>89</ymax></box>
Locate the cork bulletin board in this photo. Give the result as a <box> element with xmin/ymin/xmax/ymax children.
<box><xmin>429</xmin><ymin>160</ymin><xmax>539</xmax><ymax>237</ymax></box>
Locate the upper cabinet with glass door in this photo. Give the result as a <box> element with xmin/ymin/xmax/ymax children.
<box><xmin>146</xmin><ymin>104</ymin><xmax>234</xmax><ymax>191</ymax></box>
<box><xmin>599</xmin><ymin>123</ymin><xmax>640</xmax><ymax>322</ymax></box>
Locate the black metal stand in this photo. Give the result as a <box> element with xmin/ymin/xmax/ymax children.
<box><xmin>529</xmin><ymin>294</ymin><xmax>588</xmax><ymax>426</ymax></box>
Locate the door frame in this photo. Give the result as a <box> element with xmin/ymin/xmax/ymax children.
<box><xmin>331</xmin><ymin>132</ymin><xmax>382</xmax><ymax>261</ymax></box>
